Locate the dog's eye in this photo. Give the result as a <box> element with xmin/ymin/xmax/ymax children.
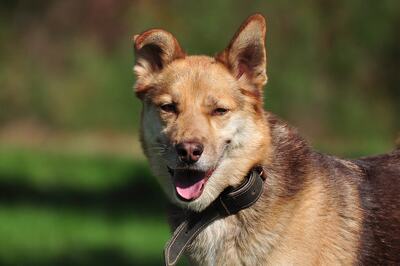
<box><xmin>212</xmin><ymin>108</ymin><xmax>229</xmax><ymax>116</ymax></box>
<box><xmin>160</xmin><ymin>103</ymin><xmax>177</xmax><ymax>113</ymax></box>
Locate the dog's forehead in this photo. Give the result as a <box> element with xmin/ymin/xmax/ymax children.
<box><xmin>157</xmin><ymin>55</ymin><xmax>240</xmax><ymax>99</ymax></box>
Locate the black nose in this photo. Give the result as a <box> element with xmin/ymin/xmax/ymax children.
<box><xmin>175</xmin><ymin>141</ymin><xmax>204</xmax><ymax>164</ymax></box>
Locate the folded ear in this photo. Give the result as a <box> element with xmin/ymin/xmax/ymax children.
<box><xmin>133</xmin><ymin>29</ymin><xmax>185</xmax><ymax>95</ymax></box>
<box><xmin>216</xmin><ymin>14</ymin><xmax>267</xmax><ymax>97</ymax></box>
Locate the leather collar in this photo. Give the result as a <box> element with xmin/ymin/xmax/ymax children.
<box><xmin>164</xmin><ymin>167</ymin><xmax>265</xmax><ymax>266</ymax></box>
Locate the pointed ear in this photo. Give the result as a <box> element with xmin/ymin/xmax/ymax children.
<box><xmin>133</xmin><ymin>29</ymin><xmax>185</xmax><ymax>95</ymax></box>
<box><xmin>216</xmin><ymin>14</ymin><xmax>267</xmax><ymax>95</ymax></box>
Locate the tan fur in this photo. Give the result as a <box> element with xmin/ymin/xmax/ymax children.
<box><xmin>133</xmin><ymin>13</ymin><xmax>399</xmax><ymax>265</ymax></box>
<box><xmin>184</xmin><ymin>153</ymin><xmax>364</xmax><ymax>266</ymax></box>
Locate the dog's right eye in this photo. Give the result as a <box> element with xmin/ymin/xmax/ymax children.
<box><xmin>160</xmin><ymin>103</ymin><xmax>177</xmax><ymax>113</ymax></box>
<box><xmin>212</xmin><ymin>107</ymin><xmax>229</xmax><ymax>116</ymax></box>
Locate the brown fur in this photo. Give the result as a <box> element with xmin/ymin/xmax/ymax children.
<box><xmin>133</xmin><ymin>14</ymin><xmax>400</xmax><ymax>265</ymax></box>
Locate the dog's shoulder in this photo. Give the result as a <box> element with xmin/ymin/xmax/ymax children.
<box><xmin>352</xmin><ymin>150</ymin><xmax>400</xmax><ymax>264</ymax></box>
<box><xmin>352</xmin><ymin>150</ymin><xmax>400</xmax><ymax>205</ymax></box>
<box><xmin>268</xmin><ymin>113</ymin><xmax>400</xmax><ymax>264</ymax></box>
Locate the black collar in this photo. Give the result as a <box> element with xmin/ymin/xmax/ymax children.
<box><xmin>164</xmin><ymin>168</ymin><xmax>265</xmax><ymax>266</ymax></box>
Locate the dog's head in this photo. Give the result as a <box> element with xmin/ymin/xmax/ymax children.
<box><xmin>133</xmin><ymin>14</ymin><xmax>271</xmax><ymax>211</ymax></box>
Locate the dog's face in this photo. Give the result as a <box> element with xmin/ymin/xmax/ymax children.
<box><xmin>133</xmin><ymin>14</ymin><xmax>271</xmax><ymax>211</ymax></box>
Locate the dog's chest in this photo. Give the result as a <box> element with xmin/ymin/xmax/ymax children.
<box><xmin>186</xmin><ymin>218</ymin><xmax>237</xmax><ymax>265</ymax></box>
<box><xmin>185</xmin><ymin>217</ymin><xmax>270</xmax><ymax>266</ymax></box>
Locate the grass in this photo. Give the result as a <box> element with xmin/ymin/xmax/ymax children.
<box><xmin>0</xmin><ymin>146</ymin><xmax>148</xmax><ymax>190</ymax></box>
<box><xmin>0</xmin><ymin>205</ymin><xmax>170</xmax><ymax>266</ymax></box>
<box><xmin>0</xmin><ymin>146</ymin><xmax>171</xmax><ymax>266</ymax></box>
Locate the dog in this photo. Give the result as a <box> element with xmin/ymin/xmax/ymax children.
<box><xmin>133</xmin><ymin>13</ymin><xmax>400</xmax><ymax>265</ymax></box>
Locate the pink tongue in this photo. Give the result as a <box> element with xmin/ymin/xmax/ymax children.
<box><xmin>175</xmin><ymin>178</ymin><xmax>206</xmax><ymax>200</ymax></box>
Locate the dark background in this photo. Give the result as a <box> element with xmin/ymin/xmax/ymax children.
<box><xmin>0</xmin><ymin>0</ymin><xmax>399</xmax><ymax>265</ymax></box>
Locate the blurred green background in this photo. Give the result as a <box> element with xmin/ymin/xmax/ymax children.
<box><xmin>0</xmin><ymin>0</ymin><xmax>399</xmax><ymax>265</ymax></box>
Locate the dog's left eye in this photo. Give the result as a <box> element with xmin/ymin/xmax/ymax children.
<box><xmin>160</xmin><ymin>103</ymin><xmax>177</xmax><ymax>113</ymax></box>
<box><xmin>212</xmin><ymin>108</ymin><xmax>229</xmax><ymax>116</ymax></box>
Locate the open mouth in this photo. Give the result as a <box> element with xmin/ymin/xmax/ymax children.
<box><xmin>168</xmin><ymin>167</ymin><xmax>214</xmax><ymax>201</ymax></box>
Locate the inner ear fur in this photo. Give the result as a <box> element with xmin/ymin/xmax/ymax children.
<box><xmin>133</xmin><ymin>29</ymin><xmax>185</xmax><ymax>95</ymax></box>
<box><xmin>216</xmin><ymin>14</ymin><xmax>267</xmax><ymax>96</ymax></box>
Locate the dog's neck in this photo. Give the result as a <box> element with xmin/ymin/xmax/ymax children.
<box><xmin>164</xmin><ymin>168</ymin><xmax>265</xmax><ymax>265</ymax></box>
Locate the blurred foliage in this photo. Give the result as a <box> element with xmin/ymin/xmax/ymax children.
<box><xmin>0</xmin><ymin>0</ymin><xmax>399</xmax><ymax>149</ymax></box>
<box><xmin>0</xmin><ymin>0</ymin><xmax>399</xmax><ymax>265</ymax></box>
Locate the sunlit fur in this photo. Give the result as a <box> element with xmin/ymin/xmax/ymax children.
<box><xmin>134</xmin><ymin>14</ymin><xmax>400</xmax><ymax>265</ymax></box>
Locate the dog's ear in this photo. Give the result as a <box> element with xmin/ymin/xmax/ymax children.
<box><xmin>216</xmin><ymin>14</ymin><xmax>267</xmax><ymax>97</ymax></box>
<box><xmin>133</xmin><ymin>29</ymin><xmax>185</xmax><ymax>96</ymax></box>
